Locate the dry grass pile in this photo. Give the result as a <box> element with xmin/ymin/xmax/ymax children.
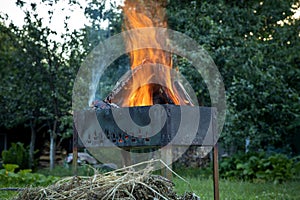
<box><xmin>14</xmin><ymin>159</ymin><xmax>200</xmax><ymax>200</ymax></box>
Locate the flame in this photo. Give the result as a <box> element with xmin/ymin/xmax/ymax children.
<box><xmin>122</xmin><ymin>0</ymin><xmax>181</xmax><ymax>107</ymax></box>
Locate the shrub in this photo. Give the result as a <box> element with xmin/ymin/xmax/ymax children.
<box><xmin>2</xmin><ymin>142</ymin><xmax>29</xmax><ymax>169</ymax></box>
<box><xmin>220</xmin><ymin>151</ymin><xmax>299</xmax><ymax>183</ymax></box>
<box><xmin>0</xmin><ymin>164</ymin><xmax>59</xmax><ymax>186</ymax></box>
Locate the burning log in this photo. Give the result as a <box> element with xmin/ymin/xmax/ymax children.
<box><xmin>90</xmin><ymin>100</ymin><xmax>119</xmax><ymax>110</ymax></box>
<box><xmin>104</xmin><ymin>63</ymin><xmax>195</xmax><ymax>107</ymax></box>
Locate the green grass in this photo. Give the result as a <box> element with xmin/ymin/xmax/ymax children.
<box><xmin>174</xmin><ymin>177</ymin><xmax>300</xmax><ymax>200</ymax></box>
<box><xmin>1</xmin><ymin>177</ymin><xmax>299</xmax><ymax>200</ymax></box>
<box><xmin>172</xmin><ymin>165</ymin><xmax>300</xmax><ymax>200</ymax></box>
<box><xmin>36</xmin><ymin>164</ymin><xmax>97</xmax><ymax>177</ymax></box>
<box><xmin>0</xmin><ymin>184</ymin><xmax>23</xmax><ymax>200</ymax></box>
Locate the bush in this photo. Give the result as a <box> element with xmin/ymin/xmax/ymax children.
<box><xmin>0</xmin><ymin>164</ymin><xmax>59</xmax><ymax>186</ymax></box>
<box><xmin>2</xmin><ymin>142</ymin><xmax>29</xmax><ymax>169</ymax></box>
<box><xmin>220</xmin><ymin>151</ymin><xmax>299</xmax><ymax>183</ymax></box>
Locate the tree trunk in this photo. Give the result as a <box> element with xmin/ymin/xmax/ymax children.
<box><xmin>29</xmin><ymin>119</ymin><xmax>36</xmax><ymax>169</ymax></box>
<box><xmin>49</xmin><ymin>120</ymin><xmax>57</xmax><ymax>171</ymax></box>
<box><xmin>49</xmin><ymin>132</ymin><xmax>56</xmax><ymax>170</ymax></box>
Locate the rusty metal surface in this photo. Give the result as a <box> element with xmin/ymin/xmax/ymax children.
<box><xmin>74</xmin><ymin>105</ymin><xmax>217</xmax><ymax>148</ymax></box>
<box><xmin>213</xmin><ymin>143</ymin><xmax>220</xmax><ymax>200</ymax></box>
<box><xmin>72</xmin><ymin>123</ymin><xmax>78</xmax><ymax>175</ymax></box>
<box><xmin>73</xmin><ymin>105</ymin><xmax>220</xmax><ymax>200</ymax></box>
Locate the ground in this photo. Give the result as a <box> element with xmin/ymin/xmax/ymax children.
<box><xmin>0</xmin><ymin>165</ymin><xmax>299</xmax><ymax>199</ymax></box>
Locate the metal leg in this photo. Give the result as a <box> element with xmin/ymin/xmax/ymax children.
<box><xmin>161</xmin><ymin>146</ymin><xmax>173</xmax><ymax>180</ymax></box>
<box><xmin>72</xmin><ymin>123</ymin><xmax>78</xmax><ymax>176</ymax></box>
<box><xmin>213</xmin><ymin>143</ymin><xmax>219</xmax><ymax>200</ymax></box>
<box><xmin>121</xmin><ymin>149</ymin><xmax>132</xmax><ymax>166</ymax></box>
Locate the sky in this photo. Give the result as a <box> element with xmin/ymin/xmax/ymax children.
<box><xmin>0</xmin><ymin>0</ymin><xmax>125</xmax><ymax>37</ymax></box>
<box><xmin>0</xmin><ymin>0</ymin><xmax>90</xmax><ymax>32</ymax></box>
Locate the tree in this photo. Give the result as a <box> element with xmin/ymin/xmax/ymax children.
<box><xmin>167</xmin><ymin>0</ymin><xmax>300</xmax><ymax>153</ymax></box>
<box><xmin>16</xmin><ymin>2</ymin><xmax>83</xmax><ymax>170</ymax></box>
<box><xmin>0</xmin><ymin>1</ymin><xmax>83</xmax><ymax>169</ymax></box>
<box><xmin>0</xmin><ymin>15</ymin><xmax>44</xmax><ymax>168</ymax></box>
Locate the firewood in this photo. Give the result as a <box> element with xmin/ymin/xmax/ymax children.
<box><xmin>104</xmin><ymin>63</ymin><xmax>194</xmax><ymax>107</ymax></box>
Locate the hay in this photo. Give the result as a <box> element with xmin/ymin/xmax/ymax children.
<box><xmin>14</xmin><ymin>159</ymin><xmax>200</xmax><ymax>200</ymax></box>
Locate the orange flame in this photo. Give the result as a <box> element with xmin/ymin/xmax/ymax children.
<box><xmin>122</xmin><ymin>0</ymin><xmax>180</xmax><ymax>107</ymax></box>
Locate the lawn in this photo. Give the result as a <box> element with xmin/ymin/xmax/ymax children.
<box><xmin>174</xmin><ymin>178</ymin><xmax>300</xmax><ymax>200</ymax></box>
<box><xmin>0</xmin><ymin>165</ymin><xmax>299</xmax><ymax>200</ymax></box>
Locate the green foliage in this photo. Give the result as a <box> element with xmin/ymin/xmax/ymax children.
<box><xmin>0</xmin><ymin>1</ymin><xmax>88</xmax><ymax>169</ymax></box>
<box><xmin>2</xmin><ymin>143</ymin><xmax>30</xmax><ymax>170</ymax></box>
<box><xmin>167</xmin><ymin>0</ymin><xmax>300</xmax><ymax>152</ymax></box>
<box><xmin>220</xmin><ymin>152</ymin><xmax>299</xmax><ymax>183</ymax></box>
<box><xmin>292</xmin><ymin>156</ymin><xmax>300</xmax><ymax>177</ymax></box>
<box><xmin>3</xmin><ymin>164</ymin><xmax>19</xmax><ymax>173</ymax></box>
<box><xmin>0</xmin><ymin>164</ymin><xmax>59</xmax><ymax>187</ymax></box>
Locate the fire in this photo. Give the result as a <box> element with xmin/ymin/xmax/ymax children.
<box><xmin>121</xmin><ymin>0</ymin><xmax>186</xmax><ymax>107</ymax></box>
